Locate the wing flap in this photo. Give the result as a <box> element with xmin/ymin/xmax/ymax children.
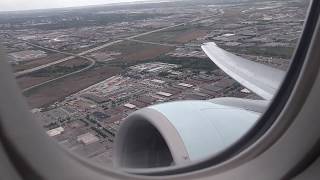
<box><xmin>202</xmin><ymin>42</ymin><xmax>286</xmax><ymax>100</ymax></box>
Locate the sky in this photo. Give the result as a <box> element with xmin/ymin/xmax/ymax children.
<box><xmin>0</xmin><ymin>0</ymin><xmax>160</xmax><ymax>12</ymax></box>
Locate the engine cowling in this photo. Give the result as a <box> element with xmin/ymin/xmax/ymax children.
<box><xmin>113</xmin><ymin>99</ymin><xmax>262</xmax><ymax>169</ymax></box>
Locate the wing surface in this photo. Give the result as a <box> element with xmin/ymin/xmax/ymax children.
<box><xmin>202</xmin><ymin>42</ymin><xmax>286</xmax><ymax>100</ymax></box>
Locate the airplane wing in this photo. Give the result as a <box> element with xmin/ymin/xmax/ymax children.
<box><xmin>201</xmin><ymin>42</ymin><xmax>286</xmax><ymax>100</ymax></box>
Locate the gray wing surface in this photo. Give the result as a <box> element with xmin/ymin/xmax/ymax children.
<box><xmin>202</xmin><ymin>42</ymin><xmax>286</xmax><ymax>100</ymax></box>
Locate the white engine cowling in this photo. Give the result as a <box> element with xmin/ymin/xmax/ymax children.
<box><xmin>113</xmin><ymin>99</ymin><xmax>263</xmax><ymax>169</ymax></box>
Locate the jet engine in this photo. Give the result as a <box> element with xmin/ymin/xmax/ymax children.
<box><xmin>113</xmin><ymin>99</ymin><xmax>265</xmax><ymax>169</ymax></box>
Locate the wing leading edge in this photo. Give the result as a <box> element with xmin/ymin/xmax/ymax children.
<box><xmin>202</xmin><ymin>42</ymin><xmax>286</xmax><ymax>100</ymax></box>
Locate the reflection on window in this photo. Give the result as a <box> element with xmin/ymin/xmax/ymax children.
<box><xmin>0</xmin><ymin>0</ymin><xmax>310</xmax><ymax>168</ymax></box>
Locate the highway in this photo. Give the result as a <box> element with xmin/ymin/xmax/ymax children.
<box><xmin>22</xmin><ymin>57</ymin><xmax>96</xmax><ymax>93</ymax></box>
<box><xmin>19</xmin><ymin>16</ymin><xmax>215</xmax><ymax>92</ymax></box>
<box><xmin>15</xmin><ymin>15</ymin><xmax>213</xmax><ymax>77</ymax></box>
<box><xmin>123</xmin><ymin>38</ymin><xmax>178</xmax><ymax>47</ymax></box>
<box><xmin>15</xmin><ymin>41</ymin><xmax>121</xmax><ymax>77</ymax></box>
<box><xmin>125</xmin><ymin>16</ymin><xmax>212</xmax><ymax>40</ymax></box>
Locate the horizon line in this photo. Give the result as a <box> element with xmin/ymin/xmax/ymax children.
<box><xmin>0</xmin><ymin>0</ymin><xmax>178</xmax><ymax>14</ymax></box>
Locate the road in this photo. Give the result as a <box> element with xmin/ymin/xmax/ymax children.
<box><xmin>125</xmin><ymin>16</ymin><xmax>211</xmax><ymax>40</ymax></box>
<box><xmin>14</xmin><ymin>40</ymin><xmax>121</xmax><ymax>77</ymax></box>
<box><xmin>22</xmin><ymin>57</ymin><xmax>96</xmax><ymax>93</ymax></box>
<box><xmin>22</xmin><ymin>58</ymin><xmax>96</xmax><ymax>93</ymax></box>
<box><xmin>19</xmin><ymin>16</ymin><xmax>216</xmax><ymax>93</ymax></box>
<box><xmin>122</xmin><ymin>38</ymin><xmax>178</xmax><ymax>47</ymax></box>
<box><xmin>15</xmin><ymin>15</ymin><xmax>213</xmax><ymax>77</ymax></box>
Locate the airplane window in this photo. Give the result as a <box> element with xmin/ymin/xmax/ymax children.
<box><xmin>0</xmin><ymin>0</ymin><xmax>311</xmax><ymax>171</ymax></box>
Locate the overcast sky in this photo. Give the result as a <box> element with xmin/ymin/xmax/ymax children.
<box><xmin>0</xmin><ymin>0</ymin><xmax>157</xmax><ymax>12</ymax></box>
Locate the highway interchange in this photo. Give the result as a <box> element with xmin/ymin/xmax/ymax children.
<box><xmin>17</xmin><ymin>16</ymin><xmax>214</xmax><ymax>93</ymax></box>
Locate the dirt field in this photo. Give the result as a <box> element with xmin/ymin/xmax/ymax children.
<box><xmin>24</xmin><ymin>65</ymin><xmax>121</xmax><ymax>108</ymax></box>
<box><xmin>135</xmin><ymin>25</ymin><xmax>208</xmax><ymax>44</ymax></box>
<box><xmin>94</xmin><ymin>41</ymin><xmax>175</xmax><ymax>63</ymax></box>
<box><xmin>16</xmin><ymin>58</ymin><xmax>90</xmax><ymax>89</ymax></box>
<box><xmin>120</xmin><ymin>44</ymin><xmax>173</xmax><ymax>63</ymax></box>
<box><xmin>12</xmin><ymin>53</ymin><xmax>67</xmax><ymax>72</ymax></box>
<box><xmin>175</xmin><ymin>30</ymin><xmax>208</xmax><ymax>43</ymax></box>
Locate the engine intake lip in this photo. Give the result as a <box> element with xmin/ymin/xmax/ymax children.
<box><xmin>113</xmin><ymin>108</ymin><xmax>190</xmax><ymax>169</ymax></box>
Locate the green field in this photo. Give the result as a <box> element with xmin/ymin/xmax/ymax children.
<box><xmin>225</xmin><ymin>46</ymin><xmax>295</xmax><ymax>59</ymax></box>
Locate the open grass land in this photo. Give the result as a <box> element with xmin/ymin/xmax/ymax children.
<box><xmin>134</xmin><ymin>24</ymin><xmax>208</xmax><ymax>45</ymax></box>
<box><xmin>95</xmin><ymin>40</ymin><xmax>175</xmax><ymax>66</ymax></box>
<box><xmin>225</xmin><ymin>45</ymin><xmax>295</xmax><ymax>60</ymax></box>
<box><xmin>12</xmin><ymin>53</ymin><xmax>68</xmax><ymax>72</ymax></box>
<box><xmin>17</xmin><ymin>58</ymin><xmax>90</xmax><ymax>89</ymax></box>
<box><xmin>24</xmin><ymin>65</ymin><xmax>121</xmax><ymax>108</ymax></box>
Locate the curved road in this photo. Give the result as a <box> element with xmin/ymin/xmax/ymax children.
<box><xmin>20</xmin><ymin>15</ymin><xmax>216</xmax><ymax>93</ymax></box>
<box><xmin>15</xmin><ymin>40</ymin><xmax>120</xmax><ymax>77</ymax></box>
<box><xmin>15</xmin><ymin>15</ymin><xmax>214</xmax><ymax>77</ymax></box>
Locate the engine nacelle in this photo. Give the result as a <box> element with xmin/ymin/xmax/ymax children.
<box><xmin>113</xmin><ymin>99</ymin><xmax>261</xmax><ymax>169</ymax></box>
